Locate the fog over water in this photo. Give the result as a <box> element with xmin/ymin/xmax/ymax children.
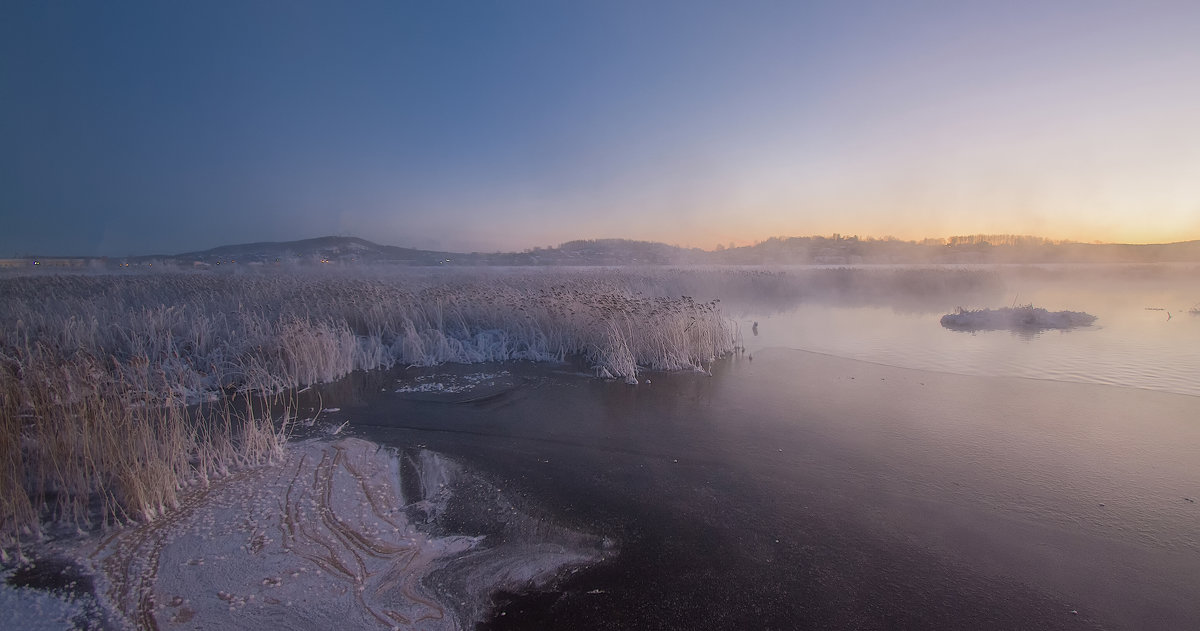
<box><xmin>326</xmin><ymin>264</ymin><xmax>1200</xmax><ymax>629</ymax></box>
<box><xmin>344</xmin><ymin>334</ymin><xmax>1199</xmax><ymax>629</ymax></box>
<box><xmin>741</xmin><ymin>266</ymin><xmax>1200</xmax><ymax>397</ymax></box>
<box><xmin>3</xmin><ymin>263</ymin><xmax>1198</xmax><ymax>630</ymax></box>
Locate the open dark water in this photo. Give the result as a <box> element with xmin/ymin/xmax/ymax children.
<box><xmin>315</xmin><ymin>347</ymin><xmax>1200</xmax><ymax>631</ymax></box>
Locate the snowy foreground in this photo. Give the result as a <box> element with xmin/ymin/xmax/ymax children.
<box><xmin>4</xmin><ymin>438</ymin><xmax>609</xmax><ymax>630</ymax></box>
<box><xmin>940</xmin><ymin>305</ymin><xmax>1097</xmax><ymax>332</ymax></box>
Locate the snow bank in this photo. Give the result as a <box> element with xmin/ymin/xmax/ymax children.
<box><xmin>88</xmin><ymin>437</ymin><xmax>610</xmax><ymax>630</ymax></box>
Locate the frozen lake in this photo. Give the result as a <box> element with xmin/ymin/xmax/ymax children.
<box><xmin>9</xmin><ymin>265</ymin><xmax>1197</xmax><ymax>629</ymax></box>
<box><xmin>320</xmin><ymin>266</ymin><xmax>1200</xmax><ymax>630</ymax></box>
<box><xmin>334</xmin><ymin>345</ymin><xmax>1199</xmax><ymax>630</ymax></box>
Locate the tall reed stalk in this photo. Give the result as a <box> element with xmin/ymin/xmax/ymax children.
<box><xmin>1</xmin><ymin>268</ymin><xmax>742</xmax><ymax>553</ymax></box>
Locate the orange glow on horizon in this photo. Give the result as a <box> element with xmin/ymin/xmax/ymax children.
<box><xmin>631</xmin><ymin>222</ymin><xmax>1200</xmax><ymax>252</ymax></box>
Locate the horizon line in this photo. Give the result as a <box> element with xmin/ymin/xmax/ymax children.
<box><xmin>8</xmin><ymin>232</ymin><xmax>1200</xmax><ymax>259</ymax></box>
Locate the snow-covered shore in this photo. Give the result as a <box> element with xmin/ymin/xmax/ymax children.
<box><xmin>5</xmin><ymin>437</ymin><xmax>610</xmax><ymax>630</ymax></box>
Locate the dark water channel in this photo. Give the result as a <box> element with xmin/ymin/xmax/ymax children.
<box><xmin>308</xmin><ymin>348</ymin><xmax>1199</xmax><ymax>631</ymax></box>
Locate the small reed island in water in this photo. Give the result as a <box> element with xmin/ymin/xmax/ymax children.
<box><xmin>940</xmin><ymin>305</ymin><xmax>1097</xmax><ymax>333</ymax></box>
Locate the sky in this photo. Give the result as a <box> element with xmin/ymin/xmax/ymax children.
<box><xmin>2</xmin><ymin>1</ymin><xmax>1199</xmax><ymax>256</ymax></box>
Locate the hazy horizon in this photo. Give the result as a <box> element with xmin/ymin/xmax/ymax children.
<box><xmin>10</xmin><ymin>230</ymin><xmax>1200</xmax><ymax>259</ymax></box>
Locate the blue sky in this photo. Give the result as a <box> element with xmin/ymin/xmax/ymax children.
<box><xmin>3</xmin><ymin>1</ymin><xmax>1198</xmax><ymax>256</ymax></box>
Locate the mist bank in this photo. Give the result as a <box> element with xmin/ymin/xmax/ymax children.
<box><xmin>7</xmin><ymin>235</ymin><xmax>1200</xmax><ymax>269</ymax></box>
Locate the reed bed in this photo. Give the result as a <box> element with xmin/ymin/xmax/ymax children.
<box><xmin>0</xmin><ymin>264</ymin><xmax>998</xmax><ymax>552</ymax></box>
<box><xmin>0</xmin><ymin>268</ymin><xmax>738</xmax><ymax>552</ymax></box>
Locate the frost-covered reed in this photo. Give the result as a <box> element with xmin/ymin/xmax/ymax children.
<box><xmin>0</xmin><ymin>268</ymin><xmax>738</xmax><ymax>550</ymax></box>
<box><xmin>0</xmin><ymin>341</ymin><xmax>291</xmax><ymax>559</ymax></box>
<box><xmin>0</xmin><ymin>264</ymin><xmax>1006</xmax><ymax>550</ymax></box>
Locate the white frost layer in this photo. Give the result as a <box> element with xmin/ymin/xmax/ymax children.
<box><xmin>88</xmin><ymin>438</ymin><xmax>607</xmax><ymax>630</ymax></box>
<box><xmin>395</xmin><ymin>371</ymin><xmax>511</xmax><ymax>394</ymax></box>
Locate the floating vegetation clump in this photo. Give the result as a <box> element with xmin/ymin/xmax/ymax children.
<box><xmin>0</xmin><ymin>269</ymin><xmax>737</xmax><ymax>550</ymax></box>
<box><xmin>940</xmin><ymin>305</ymin><xmax>1097</xmax><ymax>333</ymax></box>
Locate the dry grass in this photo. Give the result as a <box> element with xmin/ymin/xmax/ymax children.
<box><xmin>0</xmin><ymin>264</ymin><xmax>1008</xmax><ymax>551</ymax></box>
<box><xmin>0</xmin><ymin>338</ymin><xmax>291</xmax><ymax>560</ymax></box>
<box><xmin>0</xmin><ymin>268</ymin><xmax>738</xmax><ymax>553</ymax></box>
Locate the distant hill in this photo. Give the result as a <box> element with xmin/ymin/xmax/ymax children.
<box><xmin>505</xmin><ymin>239</ymin><xmax>708</xmax><ymax>265</ymax></box>
<box><xmin>140</xmin><ymin>236</ymin><xmax>710</xmax><ymax>267</ymax></box>
<box><xmin>31</xmin><ymin>234</ymin><xmax>1199</xmax><ymax>269</ymax></box>
<box><xmin>707</xmin><ymin>235</ymin><xmax>1200</xmax><ymax>265</ymax></box>
<box><xmin>166</xmin><ymin>236</ymin><xmax>459</xmax><ymax>266</ymax></box>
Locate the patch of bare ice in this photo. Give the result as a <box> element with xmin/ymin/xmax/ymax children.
<box><xmin>1</xmin><ymin>570</ymin><xmax>91</xmax><ymax>631</ymax></box>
